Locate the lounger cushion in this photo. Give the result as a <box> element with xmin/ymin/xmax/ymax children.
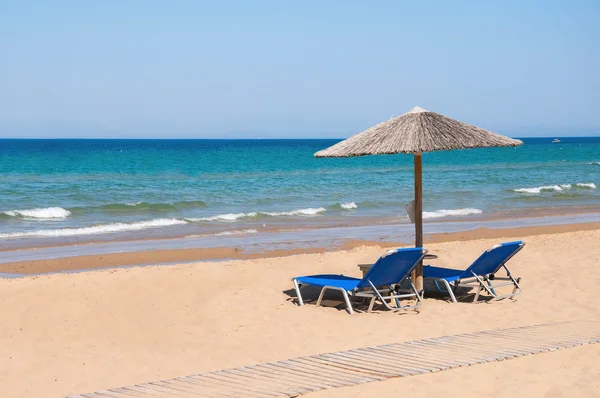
<box><xmin>422</xmin><ymin>266</ymin><xmax>463</xmax><ymax>282</ymax></box>
<box><xmin>295</xmin><ymin>274</ymin><xmax>362</xmax><ymax>291</ymax></box>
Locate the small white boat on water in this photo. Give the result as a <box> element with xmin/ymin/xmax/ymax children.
<box><xmin>552</xmin><ymin>138</ymin><xmax>561</xmax><ymax>143</ymax></box>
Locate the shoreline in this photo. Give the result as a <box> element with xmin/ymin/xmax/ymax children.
<box><xmin>2</xmin><ymin>203</ymin><xmax>600</xmax><ymax>252</ymax></box>
<box><xmin>2</xmin><ymin>220</ymin><xmax>599</xmax><ymax>275</ymax></box>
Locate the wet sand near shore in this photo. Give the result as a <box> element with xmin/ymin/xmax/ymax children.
<box><xmin>2</xmin><ymin>204</ymin><xmax>599</xmax><ymax>253</ymax></box>
<box><xmin>2</xmin><ymin>221</ymin><xmax>599</xmax><ymax>275</ymax></box>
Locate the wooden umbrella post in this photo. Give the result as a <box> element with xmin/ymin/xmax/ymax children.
<box><xmin>413</xmin><ymin>153</ymin><xmax>424</xmax><ymax>292</ymax></box>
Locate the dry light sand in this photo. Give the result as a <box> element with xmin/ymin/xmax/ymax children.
<box><xmin>1</xmin><ymin>227</ymin><xmax>599</xmax><ymax>397</ymax></box>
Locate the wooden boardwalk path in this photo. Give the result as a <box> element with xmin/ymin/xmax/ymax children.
<box><xmin>68</xmin><ymin>321</ymin><xmax>600</xmax><ymax>398</ymax></box>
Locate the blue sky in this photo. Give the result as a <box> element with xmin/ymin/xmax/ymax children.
<box><xmin>1</xmin><ymin>1</ymin><xmax>598</xmax><ymax>138</ymax></box>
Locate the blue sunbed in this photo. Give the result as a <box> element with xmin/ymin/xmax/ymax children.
<box><xmin>423</xmin><ymin>240</ymin><xmax>525</xmax><ymax>303</ymax></box>
<box><xmin>292</xmin><ymin>247</ymin><xmax>425</xmax><ymax>314</ymax></box>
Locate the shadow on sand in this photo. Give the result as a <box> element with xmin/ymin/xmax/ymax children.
<box><xmin>282</xmin><ymin>279</ymin><xmax>501</xmax><ymax>313</ymax></box>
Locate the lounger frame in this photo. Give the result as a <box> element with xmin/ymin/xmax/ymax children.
<box><xmin>429</xmin><ymin>242</ymin><xmax>525</xmax><ymax>303</ymax></box>
<box><xmin>293</xmin><ymin>275</ymin><xmax>423</xmax><ymax>315</ymax></box>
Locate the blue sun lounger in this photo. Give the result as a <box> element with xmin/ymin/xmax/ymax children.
<box><xmin>423</xmin><ymin>240</ymin><xmax>525</xmax><ymax>303</ymax></box>
<box><xmin>292</xmin><ymin>247</ymin><xmax>425</xmax><ymax>314</ymax></box>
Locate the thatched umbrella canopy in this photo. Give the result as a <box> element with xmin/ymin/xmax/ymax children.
<box><xmin>315</xmin><ymin>106</ymin><xmax>523</xmax><ymax>292</ymax></box>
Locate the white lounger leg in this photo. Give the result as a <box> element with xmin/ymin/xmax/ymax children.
<box><xmin>410</xmin><ymin>280</ymin><xmax>424</xmax><ymax>306</ymax></box>
<box><xmin>486</xmin><ymin>274</ymin><xmax>522</xmax><ymax>300</ymax></box>
<box><xmin>292</xmin><ymin>279</ymin><xmax>304</xmax><ymax>306</ymax></box>
<box><xmin>341</xmin><ymin>290</ymin><xmax>354</xmax><ymax>314</ymax></box>
<box><xmin>472</xmin><ymin>273</ymin><xmax>497</xmax><ymax>303</ymax></box>
<box><xmin>486</xmin><ymin>276</ymin><xmax>498</xmax><ymax>296</ymax></box>
<box><xmin>433</xmin><ymin>279</ymin><xmax>458</xmax><ymax>303</ymax></box>
<box><xmin>316</xmin><ymin>286</ymin><xmax>354</xmax><ymax>314</ymax></box>
<box><xmin>511</xmin><ymin>276</ymin><xmax>522</xmax><ymax>296</ymax></box>
<box><xmin>316</xmin><ymin>287</ymin><xmax>327</xmax><ymax>307</ymax></box>
<box><xmin>473</xmin><ymin>284</ymin><xmax>483</xmax><ymax>303</ymax></box>
<box><xmin>367</xmin><ymin>297</ymin><xmax>376</xmax><ymax>312</ymax></box>
<box><xmin>440</xmin><ymin>279</ymin><xmax>458</xmax><ymax>303</ymax></box>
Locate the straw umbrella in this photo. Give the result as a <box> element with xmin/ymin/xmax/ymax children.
<box><xmin>315</xmin><ymin>106</ymin><xmax>523</xmax><ymax>292</ymax></box>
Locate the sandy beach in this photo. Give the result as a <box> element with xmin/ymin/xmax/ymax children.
<box><xmin>1</xmin><ymin>224</ymin><xmax>599</xmax><ymax>397</ymax></box>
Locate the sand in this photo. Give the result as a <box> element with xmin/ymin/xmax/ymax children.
<box><xmin>1</xmin><ymin>227</ymin><xmax>599</xmax><ymax>397</ymax></box>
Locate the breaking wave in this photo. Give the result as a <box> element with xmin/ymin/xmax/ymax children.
<box><xmin>187</xmin><ymin>212</ymin><xmax>258</xmax><ymax>222</ymax></box>
<box><xmin>187</xmin><ymin>207</ymin><xmax>327</xmax><ymax>222</ymax></box>
<box><xmin>2</xmin><ymin>201</ymin><xmax>209</xmax><ymax>220</ymax></box>
<box><xmin>328</xmin><ymin>202</ymin><xmax>358</xmax><ymax>210</ymax></box>
<box><xmin>513</xmin><ymin>183</ymin><xmax>597</xmax><ymax>194</ymax></box>
<box><xmin>423</xmin><ymin>208</ymin><xmax>483</xmax><ymax>219</ymax></box>
<box><xmin>513</xmin><ymin>185</ymin><xmax>571</xmax><ymax>194</ymax></box>
<box><xmin>3</xmin><ymin>207</ymin><xmax>72</xmax><ymax>220</ymax></box>
<box><xmin>184</xmin><ymin>229</ymin><xmax>259</xmax><ymax>239</ymax></box>
<box><xmin>215</xmin><ymin>229</ymin><xmax>259</xmax><ymax>236</ymax></box>
<box><xmin>339</xmin><ymin>202</ymin><xmax>358</xmax><ymax>210</ymax></box>
<box><xmin>0</xmin><ymin>218</ymin><xmax>187</xmax><ymax>239</ymax></box>
<box><xmin>263</xmin><ymin>207</ymin><xmax>326</xmax><ymax>217</ymax></box>
<box><xmin>576</xmin><ymin>183</ymin><xmax>597</xmax><ymax>189</ymax></box>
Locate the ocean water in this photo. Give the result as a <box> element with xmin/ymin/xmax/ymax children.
<box><xmin>0</xmin><ymin>137</ymin><xmax>598</xmax><ymax>247</ymax></box>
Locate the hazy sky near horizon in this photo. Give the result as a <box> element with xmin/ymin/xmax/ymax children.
<box><xmin>1</xmin><ymin>1</ymin><xmax>599</xmax><ymax>138</ymax></box>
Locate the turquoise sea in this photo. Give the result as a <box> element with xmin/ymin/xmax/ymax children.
<box><xmin>0</xmin><ymin>138</ymin><xmax>598</xmax><ymax>250</ymax></box>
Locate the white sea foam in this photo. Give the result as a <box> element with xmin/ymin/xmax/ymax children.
<box><xmin>340</xmin><ymin>202</ymin><xmax>358</xmax><ymax>210</ymax></box>
<box><xmin>513</xmin><ymin>183</ymin><xmax>596</xmax><ymax>194</ymax></box>
<box><xmin>187</xmin><ymin>212</ymin><xmax>258</xmax><ymax>222</ymax></box>
<box><xmin>576</xmin><ymin>183</ymin><xmax>597</xmax><ymax>189</ymax></box>
<box><xmin>3</xmin><ymin>207</ymin><xmax>72</xmax><ymax>219</ymax></box>
<box><xmin>188</xmin><ymin>207</ymin><xmax>326</xmax><ymax>222</ymax></box>
<box><xmin>589</xmin><ymin>162</ymin><xmax>600</xmax><ymax>165</ymax></box>
<box><xmin>422</xmin><ymin>208</ymin><xmax>483</xmax><ymax>219</ymax></box>
<box><xmin>263</xmin><ymin>207</ymin><xmax>326</xmax><ymax>217</ymax></box>
<box><xmin>215</xmin><ymin>229</ymin><xmax>258</xmax><ymax>236</ymax></box>
<box><xmin>0</xmin><ymin>218</ymin><xmax>186</xmax><ymax>239</ymax></box>
<box><xmin>184</xmin><ymin>229</ymin><xmax>259</xmax><ymax>239</ymax></box>
<box><xmin>513</xmin><ymin>185</ymin><xmax>566</xmax><ymax>194</ymax></box>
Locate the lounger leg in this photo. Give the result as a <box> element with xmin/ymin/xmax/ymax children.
<box><xmin>393</xmin><ymin>286</ymin><xmax>402</xmax><ymax>308</ymax></box>
<box><xmin>485</xmin><ymin>276</ymin><xmax>497</xmax><ymax>296</ymax></box>
<box><xmin>510</xmin><ymin>276</ymin><xmax>522</xmax><ymax>297</ymax></box>
<box><xmin>472</xmin><ymin>273</ymin><xmax>496</xmax><ymax>303</ymax></box>
<box><xmin>341</xmin><ymin>291</ymin><xmax>354</xmax><ymax>315</ymax></box>
<box><xmin>392</xmin><ymin>286</ymin><xmax>403</xmax><ymax>309</ymax></box>
<box><xmin>368</xmin><ymin>297</ymin><xmax>376</xmax><ymax>312</ymax></box>
<box><xmin>316</xmin><ymin>287</ymin><xmax>327</xmax><ymax>307</ymax></box>
<box><xmin>367</xmin><ymin>280</ymin><xmax>395</xmax><ymax>311</ymax></box>
<box><xmin>313</xmin><ymin>286</ymin><xmax>356</xmax><ymax>314</ymax></box>
<box><xmin>433</xmin><ymin>279</ymin><xmax>458</xmax><ymax>303</ymax></box>
<box><xmin>452</xmin><ymin>281</ymin><xmax>460</xmax><ymax>296</ymax></box>
<box><xmin>442</xmin><ymin>279</ymin><xmax>458</xmax><ymax>303</ymax></box>
<box><xmin>410</xmin><ymin>280</ymin><xmax>423</xmax><ymax>308</ymax></box>
<box><xmin>292</xmin><ymin>279</ymin><xmax>304</xmax><ymax>306</ymax></box>
<box><xmin>502</xmin><ymin>264</ymin><xmax>522</xmax><ymax>299</ymax></box>
<box><xmin>473</xmin><ymin>285</ymin><xmax>482</xmax><ymax>303</ymax></box>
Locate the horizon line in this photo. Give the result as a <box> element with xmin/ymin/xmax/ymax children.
<box><xmin>0</xmin><ymin>135</ymin><xmax>599</xmax><ymax>140</ymax></box>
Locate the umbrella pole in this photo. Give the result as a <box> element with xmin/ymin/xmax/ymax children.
<box><xmin>413</xmin><ymin>153</ymin><xmax>424</xmax><ymax>293</ymax></box>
